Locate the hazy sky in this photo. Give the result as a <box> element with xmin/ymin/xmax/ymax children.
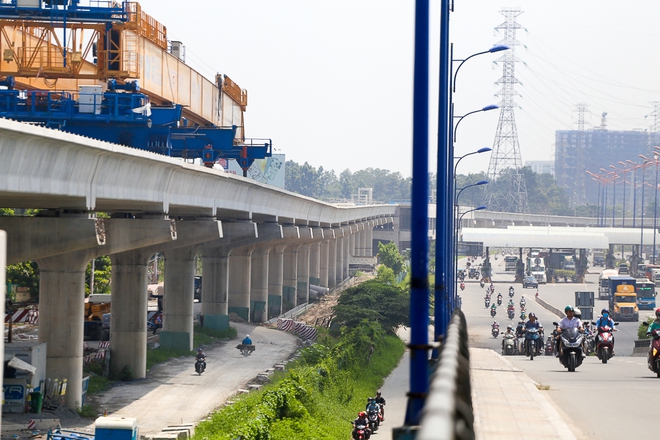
<box><xmin>136</xmin><ymin>1</ymin><xmax>660</xmax><ymax>178</ymax></box>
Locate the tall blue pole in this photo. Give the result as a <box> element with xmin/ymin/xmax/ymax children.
<box><xmin>433</xmin><ymin>0</ymin><xmax>451</xmax><ymax>352</ymax></box>
<box><xmin>404</xmin><ymin>0</ymin><xmax>430</xmax><ymax>426</ymax></box>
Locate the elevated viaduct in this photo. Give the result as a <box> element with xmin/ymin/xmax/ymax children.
<box><xmin>0</xmin><ymin>118</ymin><xmax>397</xmax><ymax>408</ymax></box>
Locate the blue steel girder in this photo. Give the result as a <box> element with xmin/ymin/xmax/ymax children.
<box><xmin>0</xmin><ymin>0</ymin><xmax>129</xmax><ymax>23</ymax></box>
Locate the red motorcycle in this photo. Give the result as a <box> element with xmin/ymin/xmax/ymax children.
<box><xmin>460</xmin><ymin>282</ymin><xmax>465</xmax><ymax>291</ymax></box>
<box><xmin>644</xmin><ymin>325</ymin><xmax>660</xmax><ymax>377</ymax></box>
<box><xmin>352</xmin><ymin>423</ymin><xmax>370</xmax><ymax>440</ymax></box>
<box><xmin>593</xmin><ymin>323</ymin><xmax>618</xmax><ymax>364</ymax></box>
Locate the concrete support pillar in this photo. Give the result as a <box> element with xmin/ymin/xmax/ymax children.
<box><xmin>365</xmin><ymin>221</ymin><xmax>374</xmax><ymax>256</ymax></box>
<box><xmin>319</xmin><ymin>240</ymin><xmax>329</xmax><ymax>288</ymax></box>
<box><xmin>335</xmin><ymin>229</ymin><xmax>345</xmax><ymax>284</ymax></box>
<box><xmin>200</xmin><ymin>221</ymin><xmax>257</xmax><ymax>330</ymax></box>
<box><xmin>349</xmin><ymin>228</ymin><xmax>357</xmax><ymax>257</ymax></box>
<box><xmin>283</xmin><ymin>245</ymin><xmax>299</xmax><ymax>311</ymax></box>
<box><xmin>201</xmin><ymin>249</ymin><xmax>229</xmax><ymax>317</ymax></box>
<box><xmin>297</xmin><ymin>244</ymin><xmax>310</xmax><ymax>305</ymax></box>
<box><xmin>37</xmin><ymin>251</ymin><xmax>92</xmax><ymax>409</ymax></box>
<box><xmin>309</xmin><ymin>241</ymin><xmax>321</xmax><ymax>287</ymax></box>
<box><xmin>343</xmin><ymin>231</ymin><xmax>351</xmax><ymax>279</ymax></box>
<box><xmin>328</xmin><ymin>237</ymin><xmax>337</xmax><ymax>288</ymax></box>
<box><xmin>162</xmin><ymin>246</ymin><xmax>197</xmax><ymax>351</ymax></box>
<box><xmin>250</xmin><ymin>246</ymin><xmax>270</xmax><ymax>322</ymax></box>
<box><xmin>335</xmin><ymin>228</ymin><xmax>344</xmax><ymax>284</ymax></box>
<box><xmin>359</xmin><ymin>223</ymin><xmax>368</xmax><ymax>257</ymax></box>
<box><xmin>110</xmin><ymin>249</ymin><xmax>151</xmax><ymax>380</ymax></box>
<box><xmin>229</xmin><ymin>248</ymin><xmax>253</xmax><ymax>321</ymax></box>
<box><xmin>268</xmin><ymin>245</ymin><xmax>285</xmax><ymax>318</ymax></box>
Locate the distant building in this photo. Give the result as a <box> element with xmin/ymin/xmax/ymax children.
<box><xmin>525</xmin><ymin>160</ymin><xmax>554</xmax><ymax>176</ymax></box>
<box><xmin>554</xmin><ymin>129</ymin><xmax>660</xmax><ymax>205</ymax></box>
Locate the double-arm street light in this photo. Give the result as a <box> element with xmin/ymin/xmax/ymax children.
<box><xmin>435</xmin><ymin>41</ymin><xmax>510</xmax><ymax>346</ymax></box>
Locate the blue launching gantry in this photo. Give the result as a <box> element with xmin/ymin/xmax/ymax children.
<box><xmin>0</xmin><ymin>1</ymin><xmax>272</xmax><ymax>174</ymax></box>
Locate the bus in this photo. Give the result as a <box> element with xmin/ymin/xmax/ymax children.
<box><xmin>636</xmin><ymin>280</ymin><xmax>656</xmax><ymax>310</ymax></box>
<box><xmin>504</xmin><ymin>255</ymin><xmax>518</xmax><ymax>271</ymax></box>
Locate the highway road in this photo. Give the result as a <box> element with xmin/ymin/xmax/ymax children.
<box><xmin>463</xmin><ymin>257</ymin><xmax>660</xmax><ymax>440</ymax></box>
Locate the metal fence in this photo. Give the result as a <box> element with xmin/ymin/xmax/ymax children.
<box><xmin>417</xmin><ymin>308</ymin><xmax>474</xmax><ymax>440</ymax></box>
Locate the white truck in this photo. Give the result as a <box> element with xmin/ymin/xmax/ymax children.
<box><xmin>531</xmin><ymin>265</ymin><xmax>547</xmax><ymax>284</ymax></box>
<box><xmin>598</xmin><ymin>269</ymin><xmax>619</xmax><ymax>299</ymax></box>
<box><xmin>652</xmin><ymin>268</ymin><xmax>660</xmax><ymax>288</ymax></box>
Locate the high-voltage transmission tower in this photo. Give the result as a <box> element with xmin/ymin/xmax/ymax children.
<box><xmin>650</xmin><ymin>101</ymin><xmax>660</xmax><ymax>147</ymax></box>
<box><xmin>573</xmin><ymin>103</ymin><xmax>589</xmax><ymax>206</ymax></box>
<box><xmin>485</xmin><ymin>7</ymin><xmax>529</xmax><ymax>213</ymax></box>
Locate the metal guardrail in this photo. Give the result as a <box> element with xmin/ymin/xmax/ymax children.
<box><xmin>417</xmin><ymin>309</ymin><xmax>474</xmax><ymax>440</ymax></box>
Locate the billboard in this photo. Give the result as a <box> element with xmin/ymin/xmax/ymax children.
<box><xmin>223</xmin><ymin>154</ymin><xmax>285</xmax><ymax>188</ymax></box>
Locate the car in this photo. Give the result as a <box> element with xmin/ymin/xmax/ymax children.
<box><xmin>523</xmin><ymin>275</ymin><xmax>538</xmax><ymax>289</ymax></box>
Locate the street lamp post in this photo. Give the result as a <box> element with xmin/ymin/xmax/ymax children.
<box><xmin>453</xmin><ymin>106</ymin><xmax>498</xmax><ymax>142</ymax></box>
<box><xmin>627</xmin><ymin>160</ymin><xmax>638</xmax><ymax>227</ymax></box>
<box><xmin>453</xmin><ymin>179</ymin><xmax>488</xmax><ymax>291</ymax></box>
<box><xmin>434</xmin><ymin>42</ymin><xmax>510</xmax><ymax>346</ymax></box>
<box><xmin>618</xmin><ymin>161</ymin><xmax>630</xmax><ymax>227</ymax></box>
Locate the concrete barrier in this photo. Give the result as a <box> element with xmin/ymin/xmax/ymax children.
<box><xmin>535</xmin><ymin>295</ymin><xmax>564</xmax><ymax>319</ymax></box>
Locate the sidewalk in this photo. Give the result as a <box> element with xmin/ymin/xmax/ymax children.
<box><xmin>470</xmin><ymin>348</ymin><xmax>579</xmax><ymax>439</ymax></box>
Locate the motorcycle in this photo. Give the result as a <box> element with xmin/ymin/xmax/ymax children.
<box><xmin>642</xmin><ymin>322</ymin><xmax>660</xmax><ymax>377</ymax></box>
<box><xmin>490</xmin><ymin>307</ymin><xmax>497</xmax><ymax>318</ymax></box>
<box><xmin>236</xmin><ymin>344</ymin><xmax>255</xmax><ymax>357</ymax></box>
<box><xmin>554</xmin><ymin>323</ymin><xmax>584</xmax><ymax>372</ymax></box>
<box><xmin>507</xmin><ymin>308</ymin><xmax>515</xmax><ymax>320</ymax></box>
<box><xmin>484</xmin><ymin>297</ymin><xmax>490</xmax><ymax>308</ymax></box>
<box><xmin>508</xmin><ymin>288</ymin><xmax>514</xmax><ymax>298</ymax></box>
<box><xmin>491</xmin><ymin>323</ymin><xmax>500</xmax><ymax>338</ymax></box>
<box><xmin>195</xmin><ymin>358</ymin><xmax>206</xmax><ymax>375</ymax></box>
<box><xmin>480</xmin><ymin>279</ymin><xmax>485</xmax><ymax>288</ymax></box>
<box><xmin>352</xmin><ymin>423</ymin><xmax>370</xmax><ymax>440</ymax></box>
<box><xmin>519</xmin><ymin>298</ymin><xmax>526</xmax><ymax>308</ymax></box>
<box><xmin>520</xmin><ymin>310</ymin><xmax>526</xmax><ymax>320</ymax></box>
<box><xmin>545</xmin><ymin>336</ymin><xmax>554</xmax><ymax>356</ymax></box>
<box><xmin>497</xmin><ymin>294</ymin><xmax>502</xmax><ymax>306</ymax></box>
<box><xmin>592</xmin><ymin>322</ymin><xmax>618</xmax><ymax>363</ymax></box>
<box><xmin>502</xmin><ymin>333</ymin><xmax>516</xmax><ymax>355</ymax></box>
<box><xmin>367</xmin><ymin>406</ymin><xmax>380</xmax><ymax>432</ymax></box>
<box><xmin>460</xmin><ymin>282</ymin><xmax>465</xmax><ymax>291</ymax></box>
<box><xmin>489</xmin><ymin>285</ymin><xmax>495</xmax><ymax>294</ymax></box>
<box><xmin>524</xmin><ymin>327</ymin><xmax>542</xmax><ymax>360</ymax></box>
<box><xmin>457</xmin><ymin>295</ymin><xmax>463</xmax><ymax>309</ymax></box>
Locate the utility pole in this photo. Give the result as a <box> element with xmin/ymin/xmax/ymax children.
<box><xmin>485</xmin><ymin>7</ymin><xmax>529</xmax><ymax>213</ymax></box>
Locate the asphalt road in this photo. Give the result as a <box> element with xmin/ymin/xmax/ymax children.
<box><xmin>463</xmin><ymin>257</ymin><xmax>660</xmax><ymax>440</ymax></box>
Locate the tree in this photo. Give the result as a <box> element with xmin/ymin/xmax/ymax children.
<box><xmin>377</xmin><ymin>242</ymin><xmax>405</xmax><ymax>275</ymax></box>
<box><xmin>86</xmin><ymin>256</ymin><xmax>112</xmax><ymax>295</ymax></box>
<box><xmin>6</xmin><ymin>261</ymin><xmax>39</xmax><ymax>301</ymax></box>
<box><xmin>332</xmin><ymin>279</ymin><xmax>409</xmax><ymax>334</ymax></box>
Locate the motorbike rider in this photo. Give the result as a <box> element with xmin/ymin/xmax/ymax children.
<box><xmin>490</xmin><ymin>302</ymin><xmax>497</xmax><ymax>315</ymax></box>
<box><xmin>523</xmin><ymin>312</ymin><xmax>544</xmax><ymax>354</ymax></box>
<box><xmin>515</xmin><ymin>320</ymin><xmax>525</xmax><ymax>338</ymax></box>
<box><xmin>646</xmin><ymin>308</ymin><xmax>660</xmax><ymax>336</ymax></box>
<box><xmin>480</xmin><ymin>279</ymin><xmax>485</xmax><ymax>288</ymax></box>
<box><xmin>460</xmin><ymin>281</ymin><xmax>465</xmax><ymax>290</ymax></box>
<box><xmin>489</xmin><ymin>283</ymin><xmax>495</xmax><ymax>293</ymax></box>
<box><xmin>365</xmin><ymin>398</ymin><xmax>380</xmax><ymax>423</ymax></box>
<box><xmin>374</xmin><ymin>390</ymin><xmax>386</xmax><ymax>421</ymax></box>
<box><xmin>195</xmin><ymin>348</ymin><xmax>206</xmax><ymax>370</ymax></box>
<box><xmin>509</xmin><ymin>286</ymin><xmax>514</xmax><ymax>295</ymax></box>
<box><xmin>492</xmin><ymin>320</ymin><xmax>500</xmax><ymax>333</ymax></box>
<box><xmin>594</xmin><ymin>308</ymin><xmax>616</xmax><ymax>354</ymax></box>
<box><xmin>502</xmin><ymin>325</ymin><xmax>515</xmax><ymax>350</ymax></box>
<box><xmin>507</xmin><ymin>298</ymin><xmax>514</xmax><ymax>309</ymax></box>
<box><xmin>353</xmin><ymin>411</ymin><xmax>372</xmax><ymax>439</ymax></box>
<box><xmin>520</xmin><ymin>296</ymin><xmax>526</xmax><ymax>307</ymax></box>
<box><xmin>497</xmin><ymin>292</ymin><xmax>503</xmax><ymax>303</ymax></box>
<box><xmin>242</xmin><ymin>334</ymin><xmax>253</xmax><ymax>345</ymax></box>
<box><xmin>556</xmin><ymin>305</ymin><xmax>583</xmax><ymax>356</ymax></box>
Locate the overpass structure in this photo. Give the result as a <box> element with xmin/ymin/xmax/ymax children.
<box><xmin>0</xmin><ymin>118</ymin><xmax>396</xmax><ymax>408</ymax></box>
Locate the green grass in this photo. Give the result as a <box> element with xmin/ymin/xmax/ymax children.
<box><xmin>192</xmin><ymin>327</ymin><xmax>405</xmax><ymax>440</ymax></box>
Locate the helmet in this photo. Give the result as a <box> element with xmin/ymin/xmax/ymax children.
<box><xmin>601</xmin><ymin>308</ymin><xmax>609</xmax><ymax>315</ymax></box>
<box><xmin>528</xmin><ymin>313</ymin><xmax>536</xmax><ymax>319</ymax></box>
<box><xmin>507</xmin><ymin>325</ymin><xmax>512</xmax><ymax>330</ymax></box>
<box><xmin>198</xmin><ymin>348</ymin><xmax>203</xmax><ymax>352</ymax></box>
<box><xmin>376</xmin><ymin>390</ymin><xmax>382</xmax><ymax>395</ymax></box>
<box><xmin>656</xmin><ymin>307</ymin><xmax>660</xmax><ymax>317</ymax></box>
<box><xmin>246</xmin><ymin>334</ymin><xmax>250</xmax><ymax>338</ymax></box>
<box><xmin>359</xmin><ymin>411</ymin><xmax>366</xmax><ymax>417</ymax></box>
<box><xmin>565</xmin><ymin>305</ymin><xmax>574</xmax><ymax>313</ymax></box>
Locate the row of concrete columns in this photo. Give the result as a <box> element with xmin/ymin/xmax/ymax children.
<box><xmin>0</xmin><ymin>216</ymin><xmax>381</xmax><ymax>409</ymax></box>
